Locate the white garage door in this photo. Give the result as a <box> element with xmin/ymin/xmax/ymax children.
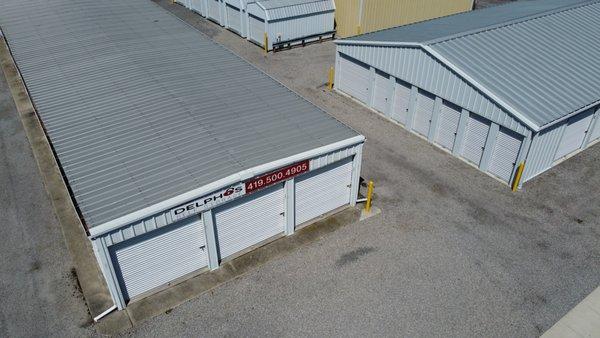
<box><xmin>190</xmin><ymin>0</ymin><xmax>204</xmax><ymax>14</ymax></box>
<box><xmin>110</xmin><ymin>217</ymin><xmax>208</xmax><ymax>301</ymax></box>
<box><xmin>214</xmin><ymin>183</ymin><xmax>285</xmax><ymax>259</ymax></box>
<box><xmin>372</xmin><ymin>70</ymin><xmax>392</xmax><ymax>114</ymax></box>
<box><xmin>295</xmin><ymin>158</ymin><xmax>353</xmax><ymax>226</ymax></box>
<box><xmin>588</xmin><ymin>114</ymin><xmax>600</xmax><ymax>144</ymax></box>
<box><xmin>461</xmin><ymin>114</ymin><xmax>491</xmax><ymax>166</ymax></box>
<box><xmin>392</xmin><ymin>80</ymin><xmax>411</xmax><ymax>125</ymax></box>
<box><xmin>248</xmin><ymin>14</ymin><xmax>265</xmax><ymax>45</ymax></box>
<box><xmin>434</xmin><ymin>101</ymin><xmax>462</xmax><ymax>151</ymax></box>
<box><xmin>488</xmin><ymin>128</ymin><xmax>523</xmax><ymax>183</ymax></box>
<box><xmin>226</xmin><ymin>4</ymin><xmax>242</xmax><ymax>33</ymax></box>
<box><xmin>176</xmin><ymin>0</ymin><xmax>191</xmax><ymax>8</ymax></box>
<box><xmin>208</xmin><ymin>0</ymin><xmax>221</xmax><ymax>23</ymax></box>
<box><xmin>555</xmin><ymin>109</ymin><xmax>595</xmax><ymax>160</ymax></box>
<box><xmin>338</xmin><ymin>54</ymin><xmax>371</xmax><ymax>104</ymax></box>
<box><xmin>413</xmin><ymin>90</ymin><xmax>435</xmax><ymax>137</ymax></box>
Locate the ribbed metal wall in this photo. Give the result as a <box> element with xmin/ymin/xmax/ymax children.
<box><xmin>335</xmin><ymin>0</ymin><xmax>473</xmax><ymax>38</ymax></box>
<box><xmin>336</xmin><ymin>45</ymin><xmax>529</xmax><ymax>136</ymax></box>
<box><xmin>267</xmin><ymin>11</ymin><xmax>334</xmax><ymax>47</ymax></box>
<box><xmin>522</xmin><ymin>124</ymin><xmax>566</xmax><ymax>182</ymax></box>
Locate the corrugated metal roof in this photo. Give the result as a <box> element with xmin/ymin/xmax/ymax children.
<box><xmin>340</xmin><ymin>0</ymin><xmax>600</xmax><ymax>129</ymax></box>
<box><xmin>0</xmin><ymin>0</ymin><xmax>358</xmax><ymax>228</ymax></box>
<box><xmin>255</xmin><ymin>0</ymin><xmax>334</xmax><ymax>20</ymax></box>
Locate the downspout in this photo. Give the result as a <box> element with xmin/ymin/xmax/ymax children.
<box><xmin>93</xmin><ymin>305</ymin><xmax>117</xmax><ymax>322</ymax></box>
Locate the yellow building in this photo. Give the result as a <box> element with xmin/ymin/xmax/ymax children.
<box><xmin>335</xmin><ymin>0</ymin><xmax>474</xmax><ymax>38</ymax></box>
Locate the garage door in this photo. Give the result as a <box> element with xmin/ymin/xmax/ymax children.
<box><xmin>392</xmin><ymin>80</ymin><xmax>411</xmax><ymax>125</ymax></box>
<box><xmin>208</xmin><ymin>0</ymin><xmax>221</xmax><ymax>23</ymax></box>
<box><xmin>488</xmin><ymin>128</ymin><xmax>523</xmax><ymax>183</ymax></box>
<box><xmin>190</xmin><ymin>0</ymin><xmax>204</xmax><ymax>14</ymax></box>
<box><xmin>372</xmin><ymin>70</ymin><xmax>392</xmax><ymax>114</ymax></box>
<box><xmin>110</xmin><ymin>217</ymin><xmax>208</xmax><ymax>301</ymax></box>
<box><xmin>214</xmin><ymin>183</ymin><xmax>285</xmax><ymax>259</ymax></box>
<box><xmin>412</xmin><ymin>90</ymin><xmax>435</xmax><ymax>137</ymax></box>
<box><xmin>248</xmin><ymin>14</ymin><xmax>265</xmax><ymax>45</ymax></box>
<box><xmin>176</xmin><ymin>0</ymin><xmax>191</xmax><ymax>8</ymax></box>
<box><xmin>295</xmin><ymin>158</ymin><xmax>353</xmax><ymax>226</ymax></box>
<box><xmin>434</xmin><ymin>101</ymin><xmax>461</xmax><ymax>151</ymax></box>
<box><xmin>555</xmin><ymin>109</ymin><xmax>594</xmax><ymax>160</ymax></box>
<box><xmin>338</xmin><ymin>54</ymin><xmax>371</xmax><ymax>104</ymax></box>
<box><xmin>461</xmin><ymin>114</ymin><xmax>491</xmax><ymax>166</ymax></box>
<box><xmin>588</xmin><ymin>114</ymin><xmax>600</xmax><ymax>144</ymax></box>
<box><xmin>226</xmin><ymin>4</ymin><xmax>242</xmax><ymax>33</ymax></box>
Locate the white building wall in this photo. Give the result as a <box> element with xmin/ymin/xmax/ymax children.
<box><xmin>266</xmin><ymin>11</ymin><xmax>335</xmax><ymax>49</ymax></box>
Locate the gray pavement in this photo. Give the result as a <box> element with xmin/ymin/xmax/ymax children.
<box><xmin>1</xmin><ymin>0</ymin><xmax>599</xmax><ymax>336</ymax></box>
<box><xmin>0</xmin><ymin>60</ymin><xmax>92</xmax><ymax>336</ymax></box>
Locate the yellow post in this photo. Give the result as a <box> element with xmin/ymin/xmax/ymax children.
<box><xmin>365</xmin><ymin>180</ymin><xmax>374</xmax><ymax>213</ymax></box>
<box><xmin>511</xmin><ymin>162</ymin><xmax>525</xmax><ymax>192</ymax></box>
<box><xmin>357</xmin><ymin>26</ymin><xmax>362</xmax><ymax>35</ymax></box>
<box><xmin>327</xmin><ymin>66</ymin><xmax>334</xmax><ymax>90</ymax></box>
<box><xmin>263</xmin><ymin>33</ymin><xmax>268</xmax><ymax>55</ymax></box>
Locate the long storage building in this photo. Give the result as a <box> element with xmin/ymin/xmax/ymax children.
<box><xmin>0</xmin><ymin>0</ymin><xmax>364</xmax><ymax>309</ymax></box>
<box><xmin>334</xmin><ymin>0</ymin><xmax>600</xmax><ymax>187</ymax></box>
<box><xmin>177</xmin><ymin>0</ymin><xmax>336</xmax><ymax>50</ymax></box>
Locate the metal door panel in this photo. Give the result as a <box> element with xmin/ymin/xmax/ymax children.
<box><xmin>435</xmin><ymin>101</ymin><xmax>461</xmax><ymax>151</ymax></box>
<box><xmin>214</xmin><ymin>183</ymin><xmax>285</xmax><ymax>259</ymax></box>
<box><xmin>111</xmin><ymin>217</ymin><xmax>207</xmax><ymax>300</ymax></box>
<box><xmin>392</xmin><ymin>80</ymin><xmax>411</xmax><ymax>125</ymax></box>
<box><xmin>372</xmin><ymin>70</ymin><xmax>391</xmax><ymax>114</ymax></box>
<box><xmin>461</xmin><ymin>114</ymin><xmax>491</xmax><ymax>166</ymax></box>
<box><xmin>248</xmin><ymin>14</ymin><xmax>265</xmax><ymax>45</ymax></box>
<box><xmin>226</xmin><ymin>4</ymin><xmax>242</xmax><ymax>33</ymax></box>
<box><xmin>488</xmin><ymin>128</ymin><xmax>523</xmax><ymax>182</ymax></box>
<box><xmin>337</xmin><ymin>54</ymin><xmax>371</xmax><ymax>104</ymax></box>
<box><xmin>413</xmin><ymin>90</ymin><xmax>435</xmax><ymax>136</ymax></box>
<box><xmin>208</xmin><ymin>0</ymin><xmax>221</xmax><ymax>22</ymax></box>
<box><xmin>295</xmin><ymin>158</ymin><xmax>353</xmax><ymax>226</ymax></box>
<box><xmin>555</xmin><ymin>109</ymin><xmax>594</xmax><ymax>160</ymax></box>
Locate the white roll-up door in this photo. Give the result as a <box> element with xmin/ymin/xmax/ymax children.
<box><xmin>110</xmin><ymin>217</ymin><xmax>208</xmax><ymax>301</ymax></box>
<box><xmin>555</xmin><ymin>110</ymin><xmax>594</xmax><ymax>160</ymax></box>
<box><xmin>214</xmin><ymin>183</ymin><xmax>285</xmax><ymax>260</ymax></box>
<box><xmin>337</xmin><ymin>54</ymin><xmax>371</xmax><ymax>104</ymax></box>
<box><xmin>190</xmin><ymin>0</ymin><xmax>204</xmax><ymax>14</ymax></box>
<box><xmin>460</xmin><ymin>114</ymin><xmax>491</xmax><ymax>166</ymax></box>
<box><xmin>208</xmin><ymin>0</ymin><xmax>221</xmax><ymax>23</ymax></box>
<box><xmin>295</xmin><ymin>158</ymin><xmax>353</xmax><ymax>226</ymax></box>
<box><xmin>372</xmin><ymin>70</ymin><xmax>392</xmax><ymax>114</ymax></box>
<box><xmin>488</xmin><ymin>128</ymin><xmax>523</xmax><ymax>183</ymax></box>
<box><xmin>434</xmin><ymin>101</ymin><xmax>462</xmax><ymax>151</ymax></box>
<box><xmin>392</xmin><ymin>80</ymin><xmax>411</xmax><ymax>125</ymax></box>
<box><xmin>588</xmin><ymin>115</ymin><xmax>600</xmax><ymax>144</ymax></box>
<box><xmin>248</xmin><ymin>14</ymin><xmax>265</xmax><ymax>45</ymax></box>
<box><xmin>412</xmin><ymin>90</ymin><xmax>435</xmax><ymax>137</ymax></box>
<box><xmin>226</xmin><ymin>4</ymin><xmax>242</xmax><ymax>33</ymax></box>
<box><xmin>176</xmin><ymin>0</ymin><xmax>191</xmax><ymax>8</ymax></box>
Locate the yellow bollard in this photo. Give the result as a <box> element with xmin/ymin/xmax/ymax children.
<box><xmin>365</xmin><ymin>180</ymin><xmax>374</xmax><ymax>213</ymax></box>
<box><xmin>511</xmin><ymin>162</ymin><xmax>525</xmax><ymax>192</ymax></box>
<box><xmin>357</xmin><ymin>25</ymin><xmax>362</xmax><ymax>35</ymax></box>
<box><xmin>263</xmin><ymin>33</ymin><xmax>268</xmax><ymax>55</ymax></box>
<box><xmin>327</xmin><ymin>66</ymin><xmax>334</xmax><ymax>90</ymax></box>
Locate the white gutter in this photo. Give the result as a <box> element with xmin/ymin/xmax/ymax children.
<box><xmin>88</xmin><ymin>135</ymin><xmax>366</xmax><ymax>238</ymax></box>
<box><xmin>335</xmin><ymin>39</ymin><xmax>541</xmax><ymax>132</ymax></box>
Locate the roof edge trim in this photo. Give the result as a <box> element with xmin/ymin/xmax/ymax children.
<box><xmin>542</xmin><ymin>100</ymin><xmax>600</xmax><ymax>130</ymax></box>
<box><xmin>88</xmin><ymin>134</ymin><xmax>366</xmax><ymax>238</ymax></box>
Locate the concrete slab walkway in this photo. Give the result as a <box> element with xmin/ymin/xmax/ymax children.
<box><xmin>543</xmin><ymin>286</ymin><xmax>600</xmax><ymax>338</ymax></box>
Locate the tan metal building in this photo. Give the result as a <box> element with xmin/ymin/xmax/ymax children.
<box><xmin>334</xmin><ymin>0</ymin><xmax>474</xmax><ymax>38</ymax></box>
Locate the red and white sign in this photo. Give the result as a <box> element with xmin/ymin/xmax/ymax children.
<box><xmin>245</xmin><ymin>160</ymin><xmax>310</xmax><ymax>194</ymax></box>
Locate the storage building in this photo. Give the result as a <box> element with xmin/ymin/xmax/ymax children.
<box><xmin>177</xmin><ymin>0</ymin><xmax>335</xmax><ymax>51</ymax></box>
<box><xmin>0</xmin><ymin>0</ymin><xmax>364</xmax><ymax>309</ymax></box>
<box><xmin>334</xmin><ymin>0</ymin><xmax>600</xmax><ymax>187</ymax></box>
<box><xmin>334</xmin><ymin>0</ymin><xmax>474</xmax><ymax>38</ymax></box>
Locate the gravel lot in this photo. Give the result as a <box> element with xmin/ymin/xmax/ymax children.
<box><xmin>1</xmin><ymin>0</ymin><xmax>598</xmax><ymax>336</ymax></box>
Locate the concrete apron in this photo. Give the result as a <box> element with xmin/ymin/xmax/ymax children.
<box><xmin>1</xmin><ymin>35</ymin><xmax>381</xmax><ymax>335</ymax></box>
<box><xmin>0</xmin><ymin>38</ymin><xmax>114</xmax><ymax>319</ymax></box>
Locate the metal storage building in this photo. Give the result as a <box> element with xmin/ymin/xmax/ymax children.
<box><xmin>0</xmin><ymin>0</ymin><xmax>364</xmax><ymax>309</ymax></box>
<box><xmin>177</xmin><ymin>0</ymin><xmax>335</xmax><ymax>50</ymax></box>
<box><xmin>334</xmin><ymin>0</ymin><xmax>474</xmax><ymax>38</ymax></box>
<box><xmin>334</xmin><ymin>0</ymin><xmax>600</xmax><ymax>187</ymax></box>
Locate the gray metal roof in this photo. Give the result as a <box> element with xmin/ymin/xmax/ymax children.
<box><xmin>0</xmin><ymin>0</ymin><xmax>358</xmax><ymax>228</ymax></box>
<box><xmin>341</xmin><ymin>0</ymin><xmax>600</xmax><ymax>129</ymax></box>
<box><xmin>254</xmin><ymin>0</ymin><xmax>334</xmax><ymax>20</ymax></box>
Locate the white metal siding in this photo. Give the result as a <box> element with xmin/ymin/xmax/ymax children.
<box><xmin>555</xmin><ymin>110</ymin><xmax>595</xmax><ymax>160</ymax></box>
<box><xmin>226</xmin><ymin>4</ymin><xmax>242</xmax><ymax>33</ymax></box>
<box><xmin>461</xmin><ymin>114</ymin><xmax>491</xmax><ymax>166</ymax></box>
<box><xmin>208</xmin><ymin>0</ymin><xmax>221</xmax><ymax>22</ymax></box>
<box><xmin>372</xmin><ymin>70</ymin><xmax>392</xmax><ymax>114</ymax></box>
<box><xmin>338</xmin><ymin>54</ymin><xmax>371</xmax><ymax>104</ymax></box>
<box><xmin>214</xmin><ymin>184</ymin><xmax>285</xmax><ymax>259</ymax></box>
<box><xmin>248</xmin><ymin>14</ymin><xmax>265</xmax><ymax>45</ymax></box>
<box><xmin>488</xmin><ymin>128</ymin><xmax>523</xmax><ymax>183</ymax></box>
<box><xmin>110</xmin><ymin>217</ymin><xmax>208</xmax><ymax>300</ymax></box>
<box><xmin>413</xmin><ymin>90</ymin><xmax>435</xmax><ymax>137</ymax></box>
<box><xmin>589</xmin><ymin>115</ymin><xmax>600</xmax><ymax>144</ymax></box>
<box><xmin>392</xmin><ymin>80</ymin><xmax>411</xmax><ymax>125</ymax></box>
<box><xmin>435</xmin><ymin>101</ymin><xmax>461</xmax><ymax>151</ymax></box>
<box><xmin>295</xmin><ymin>158</ymin><xmax>353</xmax><ymax>226</ymax></box>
